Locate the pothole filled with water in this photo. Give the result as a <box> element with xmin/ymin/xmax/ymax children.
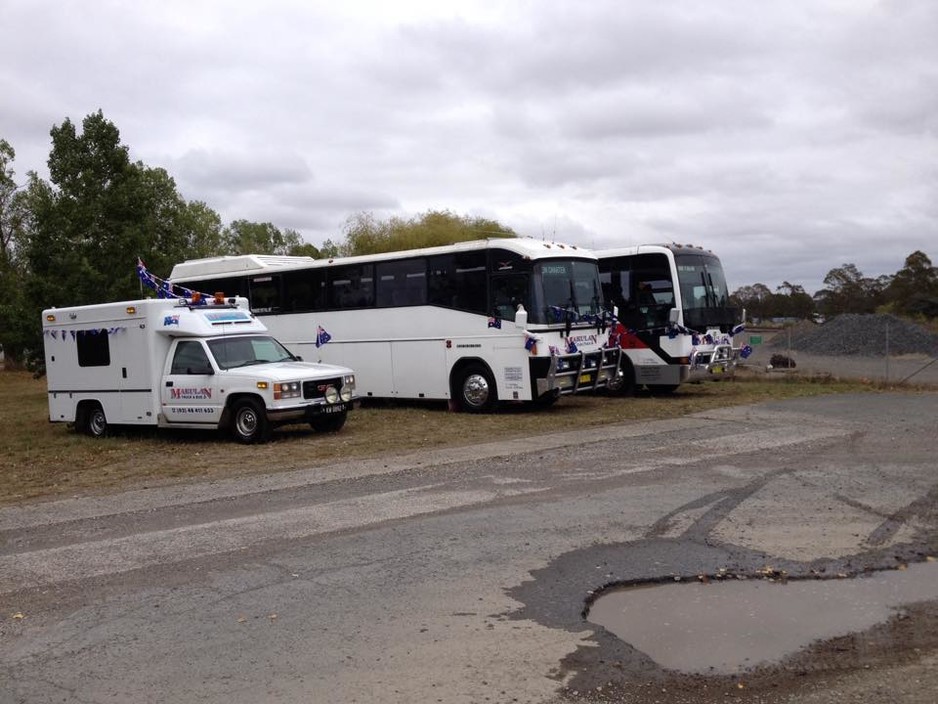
<box><xmin>587</xmin><ymin>560</ymin><xmax>938</xmax><ymax>675</ymax></box>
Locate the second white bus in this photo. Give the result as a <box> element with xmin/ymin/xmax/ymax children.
<box><xmin>169</xmin><ymin>238</ymin><xmax>622</xmax><ymax>412</ymax></box>
<box><xmin>596</xmin><ymin>244</ymin><xmax>746</xmax><ymax>393</ymax></box>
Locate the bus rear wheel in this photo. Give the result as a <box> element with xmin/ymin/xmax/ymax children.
<box><xmin>456</xmin><ymin>364</ymin><xmax>497</xmax><ymax>413</ymax></box>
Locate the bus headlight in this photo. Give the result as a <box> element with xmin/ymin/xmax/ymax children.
<box><xmin>324</xmin><ymin>385</ymin><xmax>340</xmax><ymax>404</ymax></box>
<box><xmin>274</xmin><ymin>381</ymin><xmax>301</xmax><ymax>400</ymax></box>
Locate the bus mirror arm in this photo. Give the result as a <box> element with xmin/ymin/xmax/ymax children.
<box><xmin>515</xmin><ymin>305</ymin><xmax>528</xmax><ymax>329</ymax></box>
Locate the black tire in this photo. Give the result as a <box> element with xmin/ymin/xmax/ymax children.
<box><xmin>230</xmin><ymin>398</ymin><xmax>270</xmax><ymax>444</ymax></box>
<box><xmin>605</xmin><ymin>358</ymin><xmax>636</xmax><ymax>396</ymax></box>
<box><xmin>77</xmin><ymin>402</ymin><xmax>108</xmax><ymax>438</ymax></box>
<box><xmin>532</xmin><ymin>390</ymin><xmax>560</xmax><ymax>408</ymax></box>
<box><xmin>455</xmin><ymin>363</ymin><xmax>497</xmax><ymax>413</ymax></box>
<box><xmin>310</xmin><ymin>410</ymin><xmax>347</xmax><ymax>433</ymax></box>
<box><xmin>649</xmin><ymin>384</ymin><xmax>679</xmax><ymax>395</ymax></box>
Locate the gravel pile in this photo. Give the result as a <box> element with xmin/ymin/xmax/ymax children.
<box><xmin>769</xmin><ymin>314</ymin><xmax>938</xmax><ymax>357</ymax></box>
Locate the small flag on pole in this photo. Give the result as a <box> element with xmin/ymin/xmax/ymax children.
<box><xmin>315</xmin><ymin>326</ymin><xmax>332</xmax><ymax>348</ymax></box>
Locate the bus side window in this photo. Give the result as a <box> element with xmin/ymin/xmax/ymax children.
<box><xmin>376</xmin><ymin>259</ymin><xmax>427</xmax><ymax>307</ymax></box>
<box><xmin>329</xmin><ymin>264</ymin><xmax>375</xmax><ymax>309</ymax></box>
<box><xmin>428</xmin><ymin>252</ymin><xmax>486</xmax><ymax>314</ymax></box>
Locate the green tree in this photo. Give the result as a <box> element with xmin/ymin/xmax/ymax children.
<box><xmin>774</xmin><ymin>281</ymin><xmax>815</xmax><ymax>319</ymax></box>
<box><xmin>17</xmin><ymin>111</ymin><xmax>207</xmax><ymax>368</ymax></box>
<box><xmin>222</xmin><ymin>220</ymin><xmax>303</xmax><ymax>255</ymax></box>
<box><xmin>815</xmin><ymin>263</ymin><xmax>885</xmax><ymax>316</ymax></box>
<box><xmin>886</xmin><ymin>250</ymin><xmax>938</xmax><ymax>318</ymax></box>
<box><xmin>729</xmin><ymin>283</ymin><xmax>773</xmax><ymax>321</ymax></box>
<box><xmin>337</xmin><ymin>209</ymin><xmax>515</xmax><ymax>256</ymax></box>
<box><xmin>0</xmin><ymin>139</ymin><xmax>31</xmax><ymax>364</ymax></box>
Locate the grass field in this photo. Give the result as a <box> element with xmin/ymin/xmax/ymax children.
<box><xmin>0</xmin><ymin>369</ymin><xmax>882</xmax><ymax>506</ymax></box>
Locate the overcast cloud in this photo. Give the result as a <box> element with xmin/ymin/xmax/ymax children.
<box><xmin>3</xmin><ymin>0</ymin><xmax>937</xmax><ymax>293</ymax></box>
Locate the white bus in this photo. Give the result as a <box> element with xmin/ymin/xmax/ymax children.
<box><xmin>595</xmin><ymin>244</ymin><xmax>748</xmax><ymax>394</ymax></box>
<box><xmin>168</xmin><ymin>239</ymin><xmax>622</xmax><ymax>412</ymax></box>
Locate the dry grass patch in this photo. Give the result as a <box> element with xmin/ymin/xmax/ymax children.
<box><xmin>1</xmin><ymin>369</ymin><xmax>877</xmax><ymax>505</ymax></box>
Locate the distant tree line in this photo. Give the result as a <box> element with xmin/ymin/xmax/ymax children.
<box><xmin>0</xmin><ymin>111</ymin><xmax>515</xmax><ymax>369</ymax></box>
<box><xmin>730</xmin><ymin>251</ymin><xmax>938</xmax><ymax>323</ymax></box>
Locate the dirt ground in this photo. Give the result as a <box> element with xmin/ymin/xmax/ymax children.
<box><xmin>743</xmin><ymin>336</ymin><xmax>938</xmax><ymax>386</ymax></box>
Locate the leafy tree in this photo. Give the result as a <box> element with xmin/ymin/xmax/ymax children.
<box><xmin>337</xmin><ymin>209</ymin><xmax>515</xmax><ymax>256</ymax></box>
<box><xmin>886</xmin><ymin>250</ymin><xmax>938</xmax><ymax>318</ymax></box>
<box><xmin>774</xmin><ymin>281</ymin><xmax>815</xmax><ymax>319</ymax></box>
<box><xmin>815</xmin><ymin>263</ymin><xmax>885</xmax><ymax>316</ymax></box>
<box><xmin>0</xmin><ymin>139</ymin><xmax>31</xmax><ymax>364</ymax></box>
<box><xmin>16</xmin><ymin>111</ymin><xmax>212</xmax><ymax>368</ymax></box>
<box><xmin>222</xmin><ymin>220</ymin><xmax>303</xmax><ymax>255</ymax></box>
<box><xmin>729</xmin><ymin>283</ymin><xmax>773</xmax><ymax>321</ymax></box>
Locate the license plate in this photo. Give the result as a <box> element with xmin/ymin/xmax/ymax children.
<box><xmin>320</xmin><ymin>403</ymin><xmax>347</xmax><ymax>415</ymax></box>
<box><xmin>579</xmin><ymin>373</ymin><xmax>593</xmax><ymax>384</ymax></box>
<box><xmin>712</xmin><ymin>365</ymin><xmax>724</xmax><ymax>375</ymax></box>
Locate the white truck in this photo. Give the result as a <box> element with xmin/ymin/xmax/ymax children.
<box><xmin>42</xmin><ymin>296</ymin><xmax>356</xmax><ymax>443</ymax></box>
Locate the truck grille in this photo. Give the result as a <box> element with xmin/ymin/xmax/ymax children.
<box><xmin>303</xmin><ymin>378</ymin><xmax>342</xmax><ymax>400</ymax></box>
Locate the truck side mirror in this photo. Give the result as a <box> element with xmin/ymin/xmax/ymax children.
<box><xmin>668</xmin><ymin>307</ymin><xmax>680</xmax><ymax>324</ymax></box>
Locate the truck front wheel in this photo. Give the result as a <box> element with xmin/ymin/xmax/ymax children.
<box><xmin>230</xmin><ymin>399</ymin><xmax>271</xmax><ymax>444</ymax></box>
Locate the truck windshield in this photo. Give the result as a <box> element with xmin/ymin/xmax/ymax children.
<box><xmin>207</xmin><ymin>335</ymin><xmax>296</xmax><ymax>370</ymax></box>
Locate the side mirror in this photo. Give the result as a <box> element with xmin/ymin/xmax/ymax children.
<box><xmin>668</xmin><ymin>308</ymin><xmax>680</xmax><ymax>324</ymax></box>
<box><xmin>294</xmin><ymin>355</ymin><xmax>303</xmax><ymax>362</ymax></box>
<box><xmin>515</xmin><ymin>305</ymin><xmax>528</xmax><ymax>329</ymax></box>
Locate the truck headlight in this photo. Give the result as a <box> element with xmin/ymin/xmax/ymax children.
<box><xmin>324</xmin><ymin>385</ymin><xmax>340</xmax><ymax>404</ymax></box>
<box><xmin>340</xmin><ymin>374</ymin><xmax>355</xmax><ymax>402</ymax></box>
<box><xmin>274</xmin><ymin>381</ymin><xmax>301</xmax><ymax>400</ymax></box>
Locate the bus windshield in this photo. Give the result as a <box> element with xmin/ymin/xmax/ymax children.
<box><xmin>675</xmin><ymin>254</ymin><xmax>729</xmax><ymax>309</ymax></box>
<box><xmin>674</xmin><ymin>253</ymin><xmax>735</xmax><ymax>328</ymax></box>
<box><xmin>530</xmin><ymin>259</ymin><xmax>603</xmax><ymax>324</ymax></box>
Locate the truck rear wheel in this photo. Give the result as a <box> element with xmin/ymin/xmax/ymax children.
<box><xmin>310</xmin><ymin>410</ymin><xmax>347</xmax><ymax>433</ymax></box>
<box><xmin>230</xmin><ymin>399</ymin><xmax>270</xmax><ymax>444</ymax></box>
<box><xmin>76</xmin><ymin>402</ymin><xmax>108</xmax><ymax>438</ymax></box>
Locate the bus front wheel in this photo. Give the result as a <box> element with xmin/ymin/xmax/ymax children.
<box><xmin>605</xmin><ymin>358</ymin><xmax>636</xmax><ymax>396</ymax></box>
<box><xmin>456</xmin><ymin>364</ymin><xmax>497</xmax><ymax>413</ymax></box>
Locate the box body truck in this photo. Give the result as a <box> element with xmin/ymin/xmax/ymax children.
<box><xmin>42</xmin><ymin>297</ymin><xmax>356</xmax><ymax>443</ymax></box>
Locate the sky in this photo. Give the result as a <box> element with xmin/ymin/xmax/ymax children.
<box><xmin>2</xmin><ymin>0</ymin><xmax>937</xmax><ymax>294</ymax></box>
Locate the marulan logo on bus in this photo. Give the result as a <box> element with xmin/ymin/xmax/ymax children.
<box><xmin>170</xmin><ymin>387</ymin><xmax>212</xmax><ymax>400</ymax></box>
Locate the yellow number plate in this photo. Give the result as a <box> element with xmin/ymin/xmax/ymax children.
<box><xmin>579</xmin><ymin>373</ymin><xmax>593</xmax><ymax>384</ymax></box>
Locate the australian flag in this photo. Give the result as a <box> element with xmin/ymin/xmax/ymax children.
<box><xmin>487</xmin><ymin>317</ymin><xmax>502</xmax><ymax>329</ymax></box>
<box><xmin>315</xmin><ymin>325</ymin><xmax>332</xmax><ymax>348</ymax></box>
<box><xmin>566</xmin><ymin>338</ymin><xmax>578</xmax><ymax>354</ymax></box>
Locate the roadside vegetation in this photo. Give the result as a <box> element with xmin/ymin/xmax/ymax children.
<box><xmin>1</xmin><ymin>368</ymin><xmax>889</xmax><ymax>506</ymax></box>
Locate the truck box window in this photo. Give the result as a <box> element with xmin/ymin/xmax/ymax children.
<box><xmin>77</xmin><ymin>329</ymin><xmax>111</xmax><ymax>367</ymax></box>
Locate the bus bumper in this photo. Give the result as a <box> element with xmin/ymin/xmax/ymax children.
<box><xmin>686</xmin><ymin>343</ymin><xmax>738</xmax><ymax>383</ymax></box>
<box><xmin>532</xmin><ymin>347</ymin><xmax>623</xmax><ymax>398</ymax></box>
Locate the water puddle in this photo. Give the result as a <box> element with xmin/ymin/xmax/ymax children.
<box><xmin>587</xmin><ymin>560</ymin><xmax>938</xmax><ymax>675</ymax></box>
